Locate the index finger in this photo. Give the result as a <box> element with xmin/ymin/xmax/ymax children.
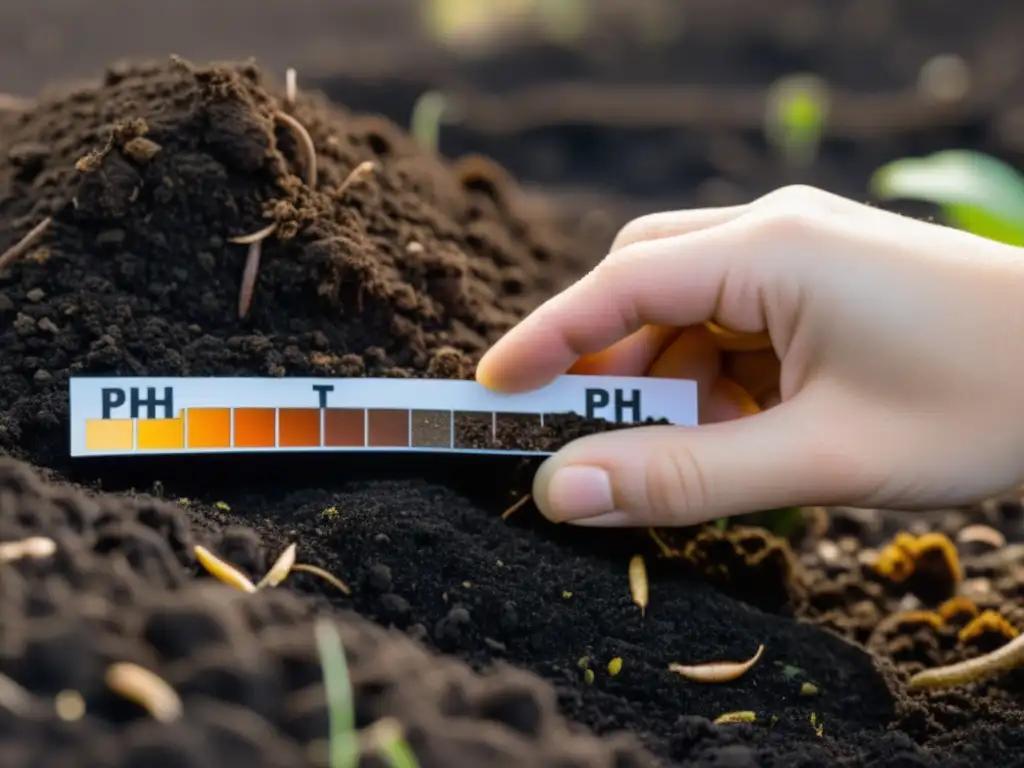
<box><xmin>476</xmin><ymin>222</ymin><xmax>746</xmax><ymax>392</ymax></box>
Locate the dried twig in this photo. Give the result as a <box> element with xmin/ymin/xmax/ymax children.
<box><xmin>0</xmin><ymin>537</ymin><xmax>57</xmax><ymax>563</ymax></box>
<box><xmin>105</xmin><ymin>662</ymin><xmax>182</xmax><ymax>722</ymax></box>
<box><xmin>908</xmin><ymin>632</ymin><xmax>1024</xmax><ymax>689</ymax></box>
<box><xmin>501</xmin><ymin>494</ymin><xmax>532</xmax><ymax>520</ymax></box>
<box><xmin>274</xmin><ymin>111</ymin><xmax>317</xmax><ymax>188</ymax></box>
<box><xmin>0</xmin><ymin>218</ymin><xmax>52</xmax><ymax>274</ymax></box>
<box><xmin>669</xmin><ymin>644</ymin><xmax>765</xmax><ymax>683</ymax></box>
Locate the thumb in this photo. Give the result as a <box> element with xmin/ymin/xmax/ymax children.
<box><xmin>532</xmin><ymin>394</ymin><xmax>867</xmax><ymax>527</ymax></box>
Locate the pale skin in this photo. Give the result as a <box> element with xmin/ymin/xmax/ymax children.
<box><xmin>475</xmin><ymin>185</ymin><xmax>1024</xmax><ymax>528</ymax></box>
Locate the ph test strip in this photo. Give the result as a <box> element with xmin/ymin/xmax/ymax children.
<box><xmin>69</xmin><ymin>375</ymin><xmax>698</xmax><ymax>458</ymax></box>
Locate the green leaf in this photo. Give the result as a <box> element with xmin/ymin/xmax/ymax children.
<box><xmin>870</xmin><ymin>150</ymin><xmax>1024</xmax><ymax>245</ymax></box>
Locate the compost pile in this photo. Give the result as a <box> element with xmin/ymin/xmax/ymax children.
<box><xmin>2</xmin><ymin>55</ymin><xmax>1024</xmax><ymax>768</ymax></box>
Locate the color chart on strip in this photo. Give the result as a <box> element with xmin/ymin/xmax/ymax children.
<box><xmin>69</xmin><ymin>376</ymin><xmax>698</xmax><ymax>458</ymax></box>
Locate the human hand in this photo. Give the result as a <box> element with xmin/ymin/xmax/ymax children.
<box><xmin>476</xmin><ymin>186</ymin><xmax>1024</xmax><ymax>527</ymax></box>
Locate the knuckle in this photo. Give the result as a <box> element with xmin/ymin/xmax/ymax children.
<box><xmin>757</xmin><ymin>184</ymin><xmax>828</xmax><ymax>209</ymax></box>
<box><xmin>610</xmin><ymin>216</ymin><xmax>657</xmax><ymax>251</ymax></box>
<box><xmin>643</xmin><ymin>445</ymin><xmax>712</xmax><ymax>520</ymax></box>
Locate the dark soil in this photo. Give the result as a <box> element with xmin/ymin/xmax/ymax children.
<box><xmin>3</xmin><ymin>2</ymin><xmax>1024</xmax><ymax>765</ymax></box>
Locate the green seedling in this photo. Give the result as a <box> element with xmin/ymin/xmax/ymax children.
<box><xmin>870</xmin><ymin>150</ymin><xmax>1024</xmax><ymax>246</ymax></box>
<box><xmin>410</xmin><ymin>91</ymin><xmax>449</xmax><ymax>154</ymax></box>
<box><xmin>315</xmin><ymin>618</ymin><xmax>359</xmax><ymax>768</ymax></box>
<box><xmin>765</xmin><ymin>74</ymin><xmax>830</xmax><ymax>169</ymax></box>
<box><xmin>314</xmin><ymin>619</ymin><xmax>421</xmax><ymax>768</ymax></box>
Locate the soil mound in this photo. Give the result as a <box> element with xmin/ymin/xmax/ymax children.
<box><xmin>0</xmin><ymin>56</ymin><xmax>588</xmax><ymax>470</ymax></box>
<box><xmin>0</xmin><ymin>457</ymin><xmax>655</xmax><ymax>768</ymax></box>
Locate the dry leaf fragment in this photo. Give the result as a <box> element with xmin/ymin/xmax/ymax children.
<box><xmin>669</xmin><ymin>644</ymin><xmax>765</xmax><ymax>683</ymax></box>
<box><xmin>105</xmin><ymin>663</ymin><xmax>182</xmax><ymax>722</ymax></box>
<box><xmin>628</xmin><ymin>555</ymin><xmax>648</xmax><ymax>615</ymax></box>
<box><xmin>714</xmin><ymin>710</ymin><xmax>757</xmax><ymax>725</ymax></box>
<box><xmin>193</xmin><ymin>545</ymin><xmax>257</xmax><ymax>593</ymax></box>
<box><xmin>257</xmin><ymin>543</ymin><xmax>297</xmax><ymax>589</ymax></box>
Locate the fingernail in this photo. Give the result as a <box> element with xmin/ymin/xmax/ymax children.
<box><xmin>567</xmin><ymin>511</ymin><xmax>633</xmax><ymax>527</ymax></box>
<box><xmin>544</xmin><ymin>466</ymin><xmax>614</xmax><ymax>521</ymax></box>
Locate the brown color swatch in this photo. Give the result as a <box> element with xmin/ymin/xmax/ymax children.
<box><xmin>325</xmin><ymin>408</ymin><xmax>366</xmax><ymax>447</ymax></box>
<box><xmin>367</xmin><ymin>409</ymin><xmax>410</xmax><ymax>447</ymax></box>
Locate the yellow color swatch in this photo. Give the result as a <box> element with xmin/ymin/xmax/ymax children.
<box><xmin>137</xmin><ymin>415</ymin><xmax>184</xmax><ymax>450</ymax></box>
<box><xmin>85</xmin><ymin>419</ymin><xmax>133</xmax><ymax>452</ymax></box>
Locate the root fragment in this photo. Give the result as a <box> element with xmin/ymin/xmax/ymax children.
<box><xmin>908</xmin><ymin>632</ymin><xmax>1024</xmax><ymax>689</ymax></box>
<box><xmin>274</xmin><ymin>110</ymin><xmax>317</xmax><ymax>188</ymax></box>
<box><xmin>291</xmin><ymin>563</ymin><xmax>352</xmax><ymax>595</ymax></box>
<box><xmin>105</xmin><ymin>662</ymin><xmax>182</xmax><ymax>722</ymax></box>
<box><xmin>237</xmin><ymin>238</ymin><xmax>264</xmax><ymax>319</ymax></box>
<box><xmin>228</xmin><ymin>222</ymin><xmax>277</xmax><ymax>320</ymax></box>
<box><xmin>228</xmin><ymin>222</ymin><xmax>278</xmax><ymax>245</ymax></box>
<box><xmin>337</xmin><ymin>160</ymin><xmax>377</xmax><ymax>198</ymax></box>
<box><xmin>0</xmin><ymin>537</ymin><xmax>57</xmax><ymax>563</ymax></box>
<box><xmin>669</xmin><ymin>644</ymin><xmax>765</xmax><ymax>683</ymax></box>
<box><xmin>502</xmin><ymin>494</ymin><xmax>532</xmax><ymax>520</ymax></box>
<box><xmin>0</xmin><ymin>217</ymin><xmax>52</xmax><ymax>274</ymax></box>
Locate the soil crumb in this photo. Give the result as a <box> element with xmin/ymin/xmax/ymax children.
<box><xmin>0</xmin><ymin>56</ymin><xmax>589</xmax><ymax>470</ymax></box>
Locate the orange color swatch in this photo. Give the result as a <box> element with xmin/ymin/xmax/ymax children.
<box><xmin>279</xmin><ymin>408</ymin><xmax>321</xmax><ymax>447</ymax></box>
<box><xmin>187</xmin><ymin>408</ymin><xmax>231</xmax><ymax>449</ymax></box>
<box><xmin>234</xmin><ymin>408</ymin><xmax>276</xmax><ymax>448</ymax></box>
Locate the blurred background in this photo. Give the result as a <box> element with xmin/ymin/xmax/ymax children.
<box><xmin>3</xmin><ymin>0</ymin><xmax>1023</xmax><ymax>249</ymax></box>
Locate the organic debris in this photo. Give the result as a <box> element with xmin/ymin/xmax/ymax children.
<box><xmin>714</xmin><ymin>711</ymin><xmax>757</xmax><ymax>725</ymax></box>
<box><xmin>194</xmin><ymin>543</ymin><xmax>350</xmax><ymax>595</ymax></box>
<box><xmin>104</xmin><ymin>663</ymin><xmax>182</xmax><ymax>723</ymax></box>
<box><xmin>628</xmin><ymin>555</ymin><xmax>648</xmax><ymax>615</ymax></box>
<box><xmin>668</xmin><ymin>644</ymin><xmax>765</xmax><ymax>683</ymax></box>
<box><xmin>0</xmin><ymin>537</ymin><xmax>57</xmax><ymax>563</ymax></box>
<box><xmin>502</xmin><ymin>494</ymin><xmax>532</xmax><ymax>520</ymax></box>
<box><xmin>874</xmin><ymin>531</ymin><xmax>961</xmax><ymax>603</ymax></box>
